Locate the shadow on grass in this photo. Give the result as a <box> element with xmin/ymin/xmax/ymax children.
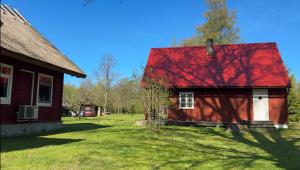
<box><xmin>1</xmin><ymin>137</ymin><xmax>83</xmax><ymax>153</ymax></box>
<box><xmin>153</xmin><ymin>125</ymin><xmax>300</xmax><ymax>169</ymax></box>
<box><xmin>40</xmin><ymin>123</ymin><xmax>112</xmax><ymax>136</ymax></box>
<box><xmin>58</xmin><ymin>123</ymin><xmax>112</xmax><ymax>134</ymax></box>
<box><xmin>1</xmin><ymin>123</ymin><xmax>112</xmax><ymax>153</ymax></box>
<box><xmin>228</xmin><ymin>129</ymin><xmax>300</xmax><ymax>169</ymax></box>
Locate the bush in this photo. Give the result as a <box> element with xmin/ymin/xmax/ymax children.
<box><xmin>289</xmin><ymin>113</ymin><xmax>300</xmax><ymax>122</ymax></box>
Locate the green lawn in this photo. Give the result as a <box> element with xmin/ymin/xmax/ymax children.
<box><xmin>1</xmin><ymin>115</ymin><xmax>300</xmax><ymax>170</ymax></box>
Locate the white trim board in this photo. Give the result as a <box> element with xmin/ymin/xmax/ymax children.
<box><xmin>36</xmin><ymin>73</ymin><xmax>53</xmax><ymax>107</ymax></box>
<box><xmin>0</xmin><ymin>63</ymin><xmax>14</xmax><ymax>105</ymax></box>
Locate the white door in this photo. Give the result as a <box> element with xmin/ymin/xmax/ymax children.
<box><xmin>253</xmin><ymin>89</ymin><xmax>269</xmax><ymax>121</ymax></box>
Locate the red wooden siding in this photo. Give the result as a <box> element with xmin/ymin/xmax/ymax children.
<box><xmin>268</xmin><ymin>89</ymin><xmax>288</xmax><ymax>124</ymax></box>
<box><xmin>1</xmin><ymin>55</ymin><xmax>64</xmax><ymax>124</ymax></box>
<box><xmin>168</xmin><ymin>88</ymin><xmax>287</xmax><ymax>124</ymax></box>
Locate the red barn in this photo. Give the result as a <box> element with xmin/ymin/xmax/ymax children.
<box><xmin>144</xmin><ymin>39</ymin><xmax>290</xmax><ymax>129</ymax></box>
<box><xmin>0</xmin><ymin>5</ymin><xmax>86</xmax><ymax>137</ymax></box>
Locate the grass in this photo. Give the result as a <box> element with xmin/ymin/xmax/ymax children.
<box><xmin>1</xmin><ymin>114</ymin><xmax>300</xmax><ymax>170</ymax></box>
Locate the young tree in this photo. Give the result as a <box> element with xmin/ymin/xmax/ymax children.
<box><xmin>141</xmin><ymin>77</ymin><xmax>170</xmax><ymax>132</ymax></box>
<box><xmin>95</xmin><ymin>55</ymin><xmax>116</xmax><ymax>113</ymax></box>
<box><xmin>182</xmin><ymin>0</ymin><xmax>239</xmax><ymax>46</ymax></box>
<box><xmin>288</xmin><ymin>75</ymin><xmax>300</xmax><ymax>118</ymax></box>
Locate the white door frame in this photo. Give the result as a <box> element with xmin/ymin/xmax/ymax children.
<box><xmin>253</xmin><ymin>89</ymin><xmax>269</xmax><ymax>121</ymax></box>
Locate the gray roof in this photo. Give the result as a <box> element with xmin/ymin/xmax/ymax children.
<box><xmin>0</xmin><ymin>4</ymin><xmax>86</xmax><ymax>78</ymax></box>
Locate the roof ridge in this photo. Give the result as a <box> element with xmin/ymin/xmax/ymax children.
<box><xmin>0</xmin><ymin>4</ymin><xmax>31</xmax><ymax>26</ymax></box>
<box><xmin>151</xmin><ymin>42</ymin><xmax>277</xmax><ymax>50</ymax></box>
<box><xmin>1</xmin><ymin>3</ymin><xmax>86</xmax><ymax>78</ymax></box>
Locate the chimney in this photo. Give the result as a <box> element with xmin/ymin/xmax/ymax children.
<box><xmin>206</xmin><ymin>39</ymin><xmax>214</xmax><ymax>56</ymax></box>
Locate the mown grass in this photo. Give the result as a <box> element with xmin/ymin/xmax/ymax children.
<box><xmin>1</xmin><ymin>114</ymin><xmax>300</xmax><ymax>170</ymax></box>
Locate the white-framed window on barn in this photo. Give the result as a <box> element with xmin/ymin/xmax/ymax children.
<box><xmin>179</xmin><ymin>92</ymin><xmax>194</xmax><ymax>109</ymax></box>
<box><xmin>0</xmin><ymin>63</ymin><xmax>13</xmax><ymax>105</ymax></box>
<box><xmin>37</xmin><ymin>73</ymin><xmax>53</xmax><ymax>107</ymax></box>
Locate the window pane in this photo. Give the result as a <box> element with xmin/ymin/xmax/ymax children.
<box><xmin>187</xmin><ymin>97</ymin><xmax>192</xmax><ymax>103</ymax></box>
<box><xmin>187</xmin><ymin>102</ymin><xmax>192</xmax><ymax>108</ymax></box>
<box><xmin>180</xmin><ymin>97</ymin><xmax>185</xmax><ymax>103</ymax></box>
<box><xmin>0</xmin><ymin>77</ymin><xmax>8</xmax><ymax>97</ymax></box>
<box><xmin>180</xmin><ymin>102</ymin><xmax>186</xmax><ymax>108</ymax></box>
<box><xmin>39</xmin><ymin>84</ymin><xmax>51</xmax><ymax>103</ymax></box>
<box><xmin>1</xmin><ymin>66</ymin><xmax>11</xmax><ymax>75</ymax></box>
<box><xmin>187</xmin><ymin>93</ymin><xmax>193</xmax><ymax>98</ymax></box>
<box><xmin>39</xmin><ymin>76</ymin><xmax>52</xmax><ymax>85</ymax></box>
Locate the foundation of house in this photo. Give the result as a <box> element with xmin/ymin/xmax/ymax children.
<box><xmin>1</xmin><ymin>122</ymin><xmax>63</xmax><ymax>138</ymax></box>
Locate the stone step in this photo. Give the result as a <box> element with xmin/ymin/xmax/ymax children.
<box><xmin>242</xmin><ymin>120</ymin><xmax>274</xmax><ymax>125</ymax></box>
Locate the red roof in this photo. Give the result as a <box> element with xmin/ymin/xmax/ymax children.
<box><xmin>144</xmin><ymin>43</ymin><xmax>289</xmax><ymax>88</ymax></box>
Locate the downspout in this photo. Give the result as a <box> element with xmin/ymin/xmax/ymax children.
<box><xmin>20</xmin><ymin>69</ymin><xmax>35</xmax><ymax>105</ymax></box>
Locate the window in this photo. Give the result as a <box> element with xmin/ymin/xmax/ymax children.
<box><xmin>0</xmin><ymin>63</ymin><xmax>13</xmax><ymax>105</ymax></box>
<box><xmin>179</xmin><ymin>92</ymin><xmax>194</xmax><ymax>109</ymax></box>
<box><xmin>37</xmin><ymin>73</ymin><xmax>53</xmax><ymax>106</ymax></box>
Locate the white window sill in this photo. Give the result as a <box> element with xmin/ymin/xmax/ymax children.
<box><xmin>37</xmin><ymin>103</ymin><xmax>52</xmax><ymax>107</ymax></box>
<box><xmin>179</xmin><ymin>107</ymin><xmax>194</xmax><ymax>110</ymax></box>
<box><xmin>1</xmin><ymin>98</ymin><xmax>10</xmax><ymax>105</ymax></box>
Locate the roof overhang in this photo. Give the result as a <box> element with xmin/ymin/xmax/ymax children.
<box><xmin>1</xmin><ymin>47</ymin><xmax>86</xmax><ymax>78</ymax></box>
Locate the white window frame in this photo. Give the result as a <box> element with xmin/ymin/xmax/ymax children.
<box><xmin>0</xmin><ymin>63</ymin><xmax>13</xmax><ymax>105</ymax></box>
<box><xmin>179</xmin><ymin>92</ymin><xmax>194</xmax><ymax>109</ymax></box>
<box><xmin>36</xmin><ymin>73</ymin><xmax>53</xmax><ymax>107</ymax></box>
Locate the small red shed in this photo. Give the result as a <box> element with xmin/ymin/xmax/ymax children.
<box><xmin>144</xmin><ymin>40</ymin><xmax>290</xmax><ymax>128</ymax></box>
<box><xmin>0</xmin><ymin>5</ymin><xmax>86</xmax><ymax>137</ymax></box>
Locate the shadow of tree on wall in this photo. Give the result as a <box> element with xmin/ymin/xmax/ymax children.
<box><xmin>144</xmin><ymin>44</ymin><xmax>295</xmax><ymax>168</ymax></box>
<box><xmin>146</xmin><ymin>43</ymin><xmax>288</xmax><ymax>122</ymax></box>
<box><xmin>1</xmin><ymin>123</ymin><xmax>111</xmax><ymax>152</ymax></box>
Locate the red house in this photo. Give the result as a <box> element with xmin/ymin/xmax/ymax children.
<box><xmin>0</xmin><ymin>5</ymin><xmax>86</xmax><ymax>137</ymax></box>
<box><xmin>144</xmin><ymin>40</ymin><xmax>290</xmax><ymax>129</ymax></box>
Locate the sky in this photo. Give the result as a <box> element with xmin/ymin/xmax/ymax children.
<box><xmin>2</xmin><ymin>0</ymin><xmax>300</xmax><ymax>85</ymax></box>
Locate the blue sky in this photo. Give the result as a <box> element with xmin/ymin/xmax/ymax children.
<box><xmin>2</xmin><ymin>0</ymin><xmax>300</xmax><ymax>85</ymax></box>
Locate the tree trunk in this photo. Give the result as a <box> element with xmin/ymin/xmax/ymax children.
<box><xmin>104</xmin><ymin>91</ymin><xmax>108</xmax><ymax>113</ymax></box>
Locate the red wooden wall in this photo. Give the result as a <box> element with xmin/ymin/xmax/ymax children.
<box><xmin>1</xmin><ymin>55</ymin><xmax>64</xmax><ymax>124</ymax></box>
<box><xmin>168</xmin><ymin>88</ymin><xmax>288</xmax><ymax>124</ymax></box>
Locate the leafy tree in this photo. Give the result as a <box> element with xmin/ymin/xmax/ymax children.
<box><xmin>77</xmin><ymin>79</ymin><xmax>97</xmax><ymax>106</ymax></box>
<box><xmin>182</xmin><ymin>0</ymin><xmax>239</xmax><ymax>46</ymax></box>
<box><xmin>63</xmin><ymin>84</ymin><xmax>80</xmax><ymax>114</ymax></box>
<box><xmin>288</xmin><ymin>75</ymin><xmax>300</xmax><ymax>121</ymax></box>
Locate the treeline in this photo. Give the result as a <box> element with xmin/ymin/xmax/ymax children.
<box><xmin>288</xmin><ymin>75</ymin><xmax>300</xmax><ymax>122</ymax></box>
<box><xmin>63</xmin><ymin>55</ymin><xmax>143</xmax><ymax>115</ymax></box>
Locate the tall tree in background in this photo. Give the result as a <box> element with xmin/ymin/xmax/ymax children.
<box><xmin>182</xmin><ymin>0</ymin><xmax>239</xmax><ymax>46</ymax></box>
<box><xmin>95</xmin><ymin>55</ymin><xmax>116</xmax><ymax>113</ymax></box>
<box><xmin>288</xmin><ymin>75</ymin><xmax>300</xmax><ymax>117</ymax></box>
